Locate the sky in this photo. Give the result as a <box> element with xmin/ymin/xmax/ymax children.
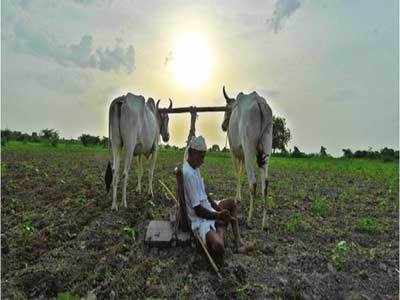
<box><xmin>1</xmin><ymin>0</ymin><xmax>398</xmax><ymax>156</ymax></box>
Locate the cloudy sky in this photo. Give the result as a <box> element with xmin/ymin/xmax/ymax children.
<box><xmin>1</xmin><ymin>0</ymin><xmax>398</xmax><ymax>156</ymax></box>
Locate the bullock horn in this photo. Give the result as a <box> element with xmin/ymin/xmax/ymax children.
<box><xmin>223</xmin><ymin>86</ymin><xmax>234</xmax><ymax>103</ymax></box>
<box><xmin>156</xmin><ymin>99</ymin><xmax>161</xmax><ymax>110</ymax></box>
<box><xmin>168</xmin><ymin>98</ymin><xmax>173</xmax><ymax>109</ymax></box>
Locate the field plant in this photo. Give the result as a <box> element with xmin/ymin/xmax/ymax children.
<box><xmin>331</xmin><ymin>240</ymin><xmax>349</xmax><ymax>271</ymax></box>
<box><xmin>266</xmin><ymin>195</ymin><xmax>277</xmax><ymax>210</ymax></box>
<box><xmin>286</xmin><ymin>212</ymin><xmax>302</xmax><ymax>233</ymax></box>
<box><xmin>356</xmin><ymin>217</ymin><xmax>380</xmax><ymax>234</ymax></box>
<box><xmin>21</xmin><ymin>220</ymin><xmax>35</xmax><ymax>237</ymax></box>
<box><xmin>123</xmin><ymin>226</ymin><xmax>137</xmax><ymax>241</ymax></box>
<box><xmin>76</xmin><ymin>194</ymin><xmax>87</xmax><ymax>206</ymax></box>
<box><xmin>311</xmin><ymin>196</ymin><xmax>330</xmax><ymax>217</ymax></box>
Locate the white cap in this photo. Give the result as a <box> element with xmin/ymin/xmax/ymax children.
<box><xmin>189</xmin><ymin>135</ymin><xmax>207</xmax><ymax>151</ymax></box>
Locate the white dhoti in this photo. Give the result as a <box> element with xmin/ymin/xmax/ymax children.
<box><xmin>192</xmin><ymin>219</ymin><xmax>216</xmax><ymax>243</ymax></box>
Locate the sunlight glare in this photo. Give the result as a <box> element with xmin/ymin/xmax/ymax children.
<box><xmin>172</xmin><ymin>33</ymin><xmax>212</xmax><ymax>89</ymax></box>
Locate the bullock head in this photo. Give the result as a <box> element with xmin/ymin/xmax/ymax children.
<box><xmin>156</xmin><ymin>99</ymin><xmax>172</xmax><ymax>142</ymax></box>
<box><xmin>221</xmin><ymin>86</ymin><xmax>236</xmax><ymax>132</ymax></box>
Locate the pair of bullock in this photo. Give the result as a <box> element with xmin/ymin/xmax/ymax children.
<box><xmin>105</xmin><ymin>87</ymin><xmax>273</xmax><ymax>229</ymax></box>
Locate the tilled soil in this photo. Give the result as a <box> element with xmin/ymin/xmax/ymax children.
<box><xmin>1</xmin><ymin>145</ymin><xmax>399</xmax><ymax>299</ymax></box>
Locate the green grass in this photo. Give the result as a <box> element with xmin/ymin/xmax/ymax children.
<box><xmin>57</xmin><ymin>292</ymin><xmax>80</xmax><ymax>300</ymax></box>
<box><xmin>356</xmin><ymin>217</ymin><xmax>380</xmax><ymax>234</ymax></box>
<box><xmin>2</xmin><ymin>140</ymin><xmax>107</xmax><ymax>154</ymax></box>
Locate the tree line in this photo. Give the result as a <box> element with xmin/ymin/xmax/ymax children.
<box><xmin>1</xmin><ymin>117</ymin><xmax>398</xmax><ymax>162</ymax></box>
<box><xmin>0</xmin><ymin>129</ymin><xmax>109</xmax><ymax>148</ymax></box>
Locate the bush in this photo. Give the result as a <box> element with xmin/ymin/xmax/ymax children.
<box><xmin>50</xmin><ymin>137</ymin><xmax>59</xmax><ymax>147</ymax></box>
<box><xmin>320</xmin><ymin>146</ymin><xmax>327</xmax><ymax>157</ymax></box>
<box><xmin>100</xmin><ymin>136</ymin><xmax>109</xmax><ymax>148</ymax></box>
<box><xmin>292</xmin><ymin>146</ymin><xmax>305</xmax><ymax>158</ymax></box>
<box><xmin>40</xmin><ymin>128</ymin><xmax>59</xmax><ymax>140</ymax></box>
<box><xmin>31</xmin><ymin>132</ymin><xmax>40</xmax><ymax>143</ymax></box>
<box><xmin>342</xmin><ymin>147</ymin><xmax>398</xmax><ymax>161</ymax></box>
<box><xmin>1</xmin><ymin>129</ymin><xmax>12</xmax><ymax>140</ymax></box>
<box><xmin>342</xmin><ymin>149</ymin><xmax>353</xmax><ymax>158</ymax></box>
<box><xmin>79</xmin><ymin>134</ymin><xmax>101</xmax><ymax>146</ymax></box>
<box><xmin>40</xmin><ymin>129</ymin><xmax>59</xmax><ymax>147</ymax></box>
<box><xmin>210</xmin><ymin>144</ymin><xmax>220</xmax><ymax>152</ymax></box>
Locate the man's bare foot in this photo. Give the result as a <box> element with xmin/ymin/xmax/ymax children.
<box><xmin>237</xmin><ymin>241</ymin><xmax>255</xmax><ymax>254</ymax></box>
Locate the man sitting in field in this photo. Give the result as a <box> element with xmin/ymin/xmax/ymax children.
<box><xmin>183</xmin><ymin>135</ymin><xmax>253</xmax><ymax>263</ymax></box>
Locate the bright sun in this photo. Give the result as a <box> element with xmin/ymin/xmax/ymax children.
<box><xmin>171</xmin><ymin>33</ymin><xmax>212</xmax><ymax>89</ymax></box>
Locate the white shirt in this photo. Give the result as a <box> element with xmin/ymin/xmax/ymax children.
<box><xmin>182</xmin><ymin>161</ymin><xmax>216</xmax><ymax>231</ymax></box>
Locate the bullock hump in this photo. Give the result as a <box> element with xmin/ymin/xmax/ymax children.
<box><xmin>126</xmin><ymin>92</ymin><xmax>145</xmax><ymax>104</ymax></box>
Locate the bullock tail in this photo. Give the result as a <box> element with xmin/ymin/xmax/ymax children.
<box><xmin>105</xmin><ymin>161</ymin><xmax>112</xmax><ymax>194</ymax></box>
<box><xmin>256</xmin><ymin>100</ymin><xmax>272</xmax><ymax>168</ymax></box>
<box><xmin>105</xmin><ymin>96</ymin><xmax>125</xmax><ymax>194</ymax></box>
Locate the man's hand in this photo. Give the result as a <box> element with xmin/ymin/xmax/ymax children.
<box><xmin>217</xmin><ymin>209</ymin><xmax>233</xmax><ymax>223</ymax></box>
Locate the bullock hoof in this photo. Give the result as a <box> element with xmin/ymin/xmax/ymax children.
<box><xmin>111</xmin><ymin>205</ymin><xmax>118</xmax><ymax>211</ymax></box>
<box><xmin>136</xmin><ymin>186</ymin><xmax>141</xmax><ymax>193</ymax></box>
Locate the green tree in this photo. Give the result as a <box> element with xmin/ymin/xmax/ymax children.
<box><xmin>272</xmin><ymin>116</ymin><xmax>291</xmax><ymax>152</ymax></box>
<box><xmin>79</xmin><ymin>134</ymin><xmax>101</xmax><ymax>146</ymax></box>
<box><xmin>342</xmin><ymin>149</ymin><xmax>353</xmax><ymax>158</ymax></box>
<box><xmin>40</xmin><ymin>129</ymin><xmax>59</xmax><ymax>146</ymax></box>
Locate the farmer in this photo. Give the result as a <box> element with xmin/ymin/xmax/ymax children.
<box><xmin>183</xmin><ymin>135</ymin><xmax>254</xmax><ymax>263</ymax></box>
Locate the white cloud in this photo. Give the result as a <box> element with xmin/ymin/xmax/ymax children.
<box><xmin>267</xmin><ymin>0</ymin><xmax>301</xmax><ymax>33</ymax></box>
<box><xmin>2</xmin><ymin>1</ymin><xmax>135</xmax><ymax>74</ymax></box>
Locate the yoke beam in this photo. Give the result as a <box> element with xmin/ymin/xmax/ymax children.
<box><xmin>159</xmin><ymin>106</ymin><xmax>226</xmax><ymax>114</ymax></box>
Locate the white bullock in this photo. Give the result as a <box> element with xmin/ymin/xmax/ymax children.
<box><xmin>105</xmin><ymin>93</ymin><xmax>172</xmax><ymax>210</ymax></box>
<box><xmin>221</xmin><ymin>86</ymin><xmax>273</xmax><ymax>229</ymax></box>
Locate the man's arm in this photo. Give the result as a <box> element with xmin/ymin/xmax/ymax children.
<box><xmin>194</xmin><ymin>205</ymin><xmax>232</xmax><ymax>222</ymax></box>
<box><xmin>194</xmin><ymin>205</ymin><xmax>218</xmax><ymax>220</ymax></box>
<box><xmin>205</xmin><ymin>188</ymin><xmax>220</xmax><ymax>211</ymax></box>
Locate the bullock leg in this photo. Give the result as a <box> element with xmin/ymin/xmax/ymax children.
<box><xmin>232</xmin><ymin>156</ymin><xmax>243</xmax><ymax>202</ymax></box>
<box><xmin>243</xmin><ymin>147</ymin><xmax>257</xmax><ymax>225</ymax></box>
<box><xmin>136</xmin><ymin>155</ymin><xmax>143</xmax><ymax>193</ymax></box>
<box><xmin>260</xmin><ymin>155</ymin><xmax>270</xmax><ymax>230</ymax></box>
<box><xmin>111</xmin><ymin>149</ymin><xmax>121</xmax><ymax>211</ymax></box>
<box><xmin>147</xmin><ymin>149</ymin><xmax>157</xmax><ymax>197</ymax></box>
<box><xmin>122</xmin><ymin>147</ymin><xmax>134</xmax><ymax>208</ymax></box>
